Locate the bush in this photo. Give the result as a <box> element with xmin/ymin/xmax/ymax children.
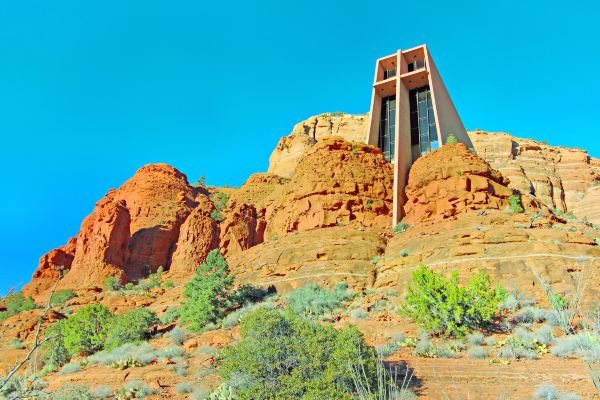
<box><xmin>221</xmin><ymin>300</ymin><xmax>276</xmax><ymax>328</ymax></box>
<box><xmin>400</xmin><ymin>265</ymin><xmax>506</xmax><ymax>337</ymax></box>
<box><xmin>44</xmin><ymin>304</ymin><xmax>157</xmax><ymax>367</ymax></box>
<box><xmin>0</xmin><ymin>292</ymin><xmax>37</xmax><ymax>322</ymax></box>
<box><xmin>159</xmin><ymin>307</ymin><xmax>179</xmax><ymax>325</ymax></box>
<box><xmin>88</xmin><ymin>342</ymin><xmax>157</xmax><ymax>366</ymax></box>
<box><xmin>414</xmin><ymin>337</ymin><xmax>456</xmax><ymax>358</ymax></box>
<box><xmin>103</xmin><ymin>308</ymin><xmax>157</xmax><ymax>350</ymax></box>
<box><xmin>120</xmin><ymin>380</ymin><xmax>159</xmax><ymax>398</ymax></box>
<box><xmin>103</xmin><ymin>276</ymin><xmax>122</xmax><ymax>292</ymax></box>
<box><xmin>533</xmin><ymin>384</ymin><xmax>581</xmax><ymax>400</ymax></box>
<box><xmin>180</xmin><ymin>249</ymin><xmax>234</xmax><ymax>332</ymax></box>
<box><xmin>60</xmin><ymin>304</ymin><xmax>113</xmax><ymax>355</ymax></box>
<box><xmin>50</xmin><ymin>384</ymin><xmax>93</xmax><ymax>400</ymax></box>
<box><xmin>445</xmin><ymin>134</ymin><xmax>458</xmax><ymax>144</ymax></box>
<box><xmin>467</xmin><ymin>345</ymin><xmax>488</xmax><ymax>359</ymax></box>
<box><xmin>167</xmin><ymin>328</ymin><xmax>190</xmax><ymax>345</ymax></box>
<box><xmin>50</xmin><ymin>290</ymin><xmax>77</xmax><ymax>306</ymax></box>
<box><xmin>210</xmin><ymin>192</ymin><xmax>228</xmax><ymax>222</ymax></box>
<box><xmin>286</xmin><ymin>282</ymin><xmax>355</xmax><ymax>319</ymax></box>
<box><xmin>59</xmin><ymin>362</ymin><xmax>81</xmax><ymax>375</ymax></box>
<box><xmin>508</xmin><ymin>195</ymin><xmax>524</xmax><ymax>213</ymax></box>
<box><xmin>175</xmin><ymin>382</ymin><xmax>194</xmax><ymax>394</ymax></box>
<box><xmin>89</xmin><ymin>385</ymin><xmax>113</xmax><ymax>399</ymax></box>
<box><xmin>393</xmin><ymin>222</ymin><xmax>410</xmax><ymax>234</ymax></box>
<box><xmin>466</xmin><ymin>332</ymin><xmax>484</xmax><ymax>346</ymax></box>
<box><xmin>514</xmin><ymin>306</ymin><xmax>550</xmax><ymax>324</ymax></box>
<box><xmin>551</xmin><ymin>332</ymin><xmax>600</xmax><ymax>362</ymax></box>
<box><xmin>219</xmin><ymin>307</ymin><xmax>378</xmax><ymax>399</ymax></box>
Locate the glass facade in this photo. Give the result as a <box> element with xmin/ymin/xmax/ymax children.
<box><xmin>383</xmin><ymin>68</ymin><xmax>396</xmax><ymax>79</ymax></box>
<box><xmin>407</xmin><ymin>59</ymin><xmax>426</xmax><ymax>72</ymax></box>
<box><xmin>378</xmin><ymin>95</ymin><xmax>396</xmax><ymax>162</ymax></box>
<box><xmin>409</xmin><ymin>86</ymin><xmax>438</xmax><ymax>157</ymax></box>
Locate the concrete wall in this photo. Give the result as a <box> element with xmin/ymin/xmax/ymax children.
<box><xmin>425</xmin><ymin>47</ymin><xmax>473</xmax><ymax>148</ymax></box>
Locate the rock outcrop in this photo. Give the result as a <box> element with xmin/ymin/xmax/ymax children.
<box><xmin>227</xmin><ymin>226</ymin><xmax>386</xmax><ymax>294</ymax></box>
<box><xmin>219</xmin><ymin>204</ymin><xmax>266</xmax><ymax>257</ymax></box>
<box><xmin>468</xmin><ymin>130</ymin><xmax>600</xmax><ymax>223</ymax></box>
<box><xmin>268</xmin><ymin>113</ymin><xmax>367</xmax><ymax>177</ymax></box>
<box><xmin>169</xmin><ymin>196</ymin><xmax>219</xmax><ymax>275</ymax></box>
<box><xmin>59</xmin><ymin>198</ymin><xmax>131</xmax><ymax>290</ymax></box>
<box><xmin>266</xmin><ymin>137</ymin><xmax>394</xmax><ymax>237</ymax></box>
<box><xmin>22</xmin><ymin>237</ymin><xmax>77</xmax><ymax>299</ymax></box>
<box><xmin>403</xmin><ymin>143</ymin><xmax>514</xmax><ymax>223</ymax></box>
<box><xmin>268</xmin><ymin>114</ymin><xmax>600</xmax><ymax>224</ymax></box>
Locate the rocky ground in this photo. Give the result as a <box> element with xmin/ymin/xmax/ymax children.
<box><xmin>1</xmin><ymin>112</ymin><xmax>600</xmax><ymax>399</ymax></box>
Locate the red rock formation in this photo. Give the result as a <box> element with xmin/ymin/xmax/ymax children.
<box><xmin>403</xmin><ymin>143</ymin><xmax>515</xmax><ymax>223</ymax></box>
<box><xmin>22</xmin><ymin>237</ymin><xmax>76</xmax><ymax>299</ymax></box>
<box><xmin>169</xmin><ymin>196</ymin><xmax>219</xmax><ymax>275</ymax></box>
<box><xmin>112</xmin><ymin>164</ymin><xmax>197</xmax><ymax>278</ymax></box>
<box><xmin>468</xmin><ymin>130</ymin><xmax>600</xmax><ymax>222</ymax></box>
<box><xmin>219</xmin><ymin>204</ymin><xmax>266</xmax><ymax>257</ymax></box>
<box><xmin>266</xmin><ymin>137</ymin><xmax>394</xmax><ymax>236</ymax></box>
<box><xmin>60</xmin><ymin>198</ymin><xmax>131</xmax><ymax>290</ymax></box>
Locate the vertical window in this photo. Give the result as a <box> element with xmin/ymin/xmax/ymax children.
<box><xmin>378</xmin><ymin>95</ymin><xmax>396</xmax><ymax>162</ymax></box>
<box><xmin>383</xmin><ymin>68</ymin><xmax>396</xmax><ymax>79</ymax></box>
<box><xmin>409</xmin><ymin>85</ymin><xmax>438</xmax><ymax>159</ymax></box>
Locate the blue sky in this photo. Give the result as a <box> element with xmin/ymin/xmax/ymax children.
<box><xmin>1</xmin><ymin>0</ymin><xmax>598</xmax><ymax>295</ymax></box>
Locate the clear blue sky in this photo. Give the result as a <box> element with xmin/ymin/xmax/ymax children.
<box><xmin>1</xmin><ymin>0</ymin><xmax>599</xmax><ymax>295</ymax></box>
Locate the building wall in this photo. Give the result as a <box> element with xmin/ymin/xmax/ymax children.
<box><xmin>426</xmin><ymin>47</ymin><xmax>472</xmax><ymax>148</ymax></box>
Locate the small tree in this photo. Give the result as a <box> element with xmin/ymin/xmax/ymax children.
<box><xmin>180</xmin><ymin>249</ymin><xmax>234</xmax><ymax>332</ymax></box>
<box><xmin>220</xmin><ymin>307</ymin><xmax>378</xmax><ymax>399</ymax></box>
<box><xmin>445</xmin><ymin>134</ymin><xmax>458</xmax><ymax>144</ymax></box>
<box><xmin>508</xmin><ymin>195</ymin><xmax>524</xmax><ymax>213</ymax></box>
<box><xmin>400</xmin><ymin>265</ymin><xmax>505</xmax><ymax>337</ymax></box>
<box><xmin>103</xmin><ymin>308</ymin><xmax>157</xmax><ymax>350</ymax></box>
<box><xmin>60</xmin><ymin>304</ymin><xmax>113</xmax><ymax>355</ymax></box>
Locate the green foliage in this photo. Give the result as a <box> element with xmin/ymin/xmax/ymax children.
<box><xmin>103</xmin><ymin>276</ymin><xmax>122</xmax><ymax>292</ymax></box>
<box><xmin>445</xmin><ymin>134</ymin><xmax>458</xmax><ymax>144</ymax></box>
<box><xmin>286</xmin><ymin>282</ymin><xmax>355</xmax><ymax>319</ymax></box>
<box><xmin>60</xmin><ymin>304</ymin><xmax>113</xmax><ymax>355</ymax></box>
<box><xmin>398</xmin><ymin>249</ymin><xmax>410</xmax><ymax>257</ymax></box>
<box><xmin>180</xmin><ymin>249</ymin><xmax>234</xmax><ymax>332</ymax></box>
<box><xmin>0</xmin><ymin>292</ymin><xmax>37</xmax><ymax>322</ymax></box>
<box><xmin>393</xmin><ymin>222</ymin><xmax>410</xmax><ymax>234</ymax></box>
<box><xmin>400</xmin><ymin>265</ymin><xmax>506</xmax><ymax>337</ymax></box>
<box><xmin>193</xmin><ymin>176</ymin><xmax>206</xmax><ymax>188</ymax></box>
<box><xmin>210</xmin><ymin>192</ymin><xmax>229</xmax><ymax>222</ymax></box>
<box><xmin>103</xmin><ymin>308</ymin><xmax>157</xmax><ymax>350</ymax></box>
<box><xmin>50</xmin><ymin>384</ymin><xmax>93</xmax><ymax>400</ymax></box>
<box><xmin>208</xmin><ymin>383</ymin><xmax>236</xmax><ymax>400</ymax></box>
<box><xmin>44</xmin><ymin>305</ymin><xmax>157</xmax><ymax>367</ymax></box>
<box><xmin>50</xmin><ymin>290</ymin><xmax>77</xmax><ymax>306</ymax></box>
<box><xmin>159</xmin><ymin>307</ymin><xmax>179</xmax><ymax>325</ymax></box>
<box><xmin>219</xmin><ymin>307</ymin><xmax>377</xmax><ymax>399</ymax></box>
<box><xmin>508</xmin><ymin>195</ymin><xmax>524</xmax><ymax>213</ymax></box>
<box><xmin>162</xmin><ymin>279</ymin><xmax>175</xmax><ymax>288</ymax></box>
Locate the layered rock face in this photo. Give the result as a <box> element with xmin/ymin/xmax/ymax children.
<box><xmin>23</xmin><ymin>238</ymin><xmax>77</xmax><ymax>299</ymax></box>
<box><xmin>268</xmin><ymin>113</ymin><xmax>367</xmax><ymax>177</ymax></box>
<box><xmin>468</xmin><ymin>130</ymin><xmax>600</xmax><ymax>222</ymax></box>
<box><xmin>266</xmin><ymin>137</ymin><xmax>394</xmax><ymax>236</ymax></box>
<box><xmin>24</xmin><ymin>164</ymin><xmax>211</xmax><ymax>299</ymax></box>
<box><xmin>268</xmin><ymin>114</ymin><xmax>600</xmax><ymax>223</ymax></box>
<box><xmin>227</xmin><ymin>226</ymin><xmax>386</xmax><ymax>294</ymax></box>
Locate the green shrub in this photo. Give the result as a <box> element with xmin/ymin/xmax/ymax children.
<box><xmin>445</xmin><ymin>134</ymin><xmax>458</xmax><ymax>144</ymax></box>
<box><xmin>88</xmin><ymin>342</ymin><xmax>157</xmax><ymax>366</ymax></box>
<box><xmin>159</xmin><ymin>307</ymin><xmax>179</xmax><ymax>325</ymax></box>
<box><xmin>398</xmin><ymin>249</ymin><xmax>410</xmax><ymax>257</ymax></box>
<box><xmin>180</xmin><ymin>249</ymin><xmax>234</xmax><ymax>332</ymax></box>
<box><xmin>162</xmin><ymin>279</ymin><xmax>175</xmax><ymax>289</ymax></box>
<box><xmin>400</xmin><ymin>265</ymin><xmax>506</xmax><ymax>337</ymax></box>
<box><xmin>393</xmin><ymin>222</ymin><xmax>410</xmax><ymax>234</ymax></box>
<box><xmin>219</xmin><ymin>307</ymin><xmax>377</xmax><ymax>399</ymax></box>
<box><xmin>103</xmin><ymin>308</ymin><xmax>157</xmax><ymax>350</ymax></box>
<box><xmin>467</xmin><ymin>346</ymin><xmax>488</xmax><ymax>359</ymax></box>
<box><xmin>60</xmin><ymin>304</ymin><xmax>113</xmax><ymax>355</ymax></box>
<box><xmin>103</xmin><ymin>276</ymin><xmax>122</xmax><ymax>292</ymax></box>
<box><xmin>50</xmin><ymin>384</ymin><xmax>93</xmax><ymax>400</ymax></box>
<box><xmin>286</xmin><ymin>282</ymin><xmax>355</xmax><ymax>319</ymax></box>
<box><xmin>210</xmin><ymin>192</ymin><xmax>228</xmax><ymax>222</ymax></box>
<box><xmin>58</xmin><ymin>362</ymin><xmax>81</xmax><ymax>375</ymax></box>
<box><xmin>508</xmin><ymin>195</ymin><xmax>524</xmax><ymax>213</ymax></box>
<box><xmin>50</xmin><ymin>290</ymin><xmax>77</xmax><ymax>306</ymax></box>
<box><xmin>0</xmin><ymin>292</ymin><xmax>37</xmax><ymax>322</ymax></box>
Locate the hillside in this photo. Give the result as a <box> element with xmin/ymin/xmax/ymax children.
<box><xmin>1</xmin><ymin>113</ymin><xmax>600</xmax><ymax>399</ymax></box>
